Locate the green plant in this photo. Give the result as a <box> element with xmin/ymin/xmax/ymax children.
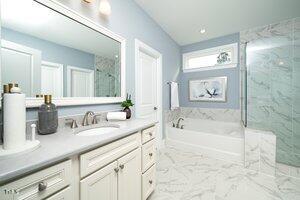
<box><xmin>121</xmin><ymin>94</ymin><xmax>134</xmax><ymax>108</ymax></box>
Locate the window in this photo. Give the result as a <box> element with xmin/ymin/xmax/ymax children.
<box><xmin>182</xmin><ymin>43</ymin><xmax>238</xmax><ymax>72</ymax></box>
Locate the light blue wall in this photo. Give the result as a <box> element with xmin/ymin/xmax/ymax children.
<box><xmin>6</xmin><ymin>0</ymin><xmax>181</xmax><ymax>120</ymax></box>
<box><xmin>2</xmin><ymin>28</ymin><xmax>95</xmax><ymax>97</ymax></box>
<box><xmin>179</xmin><ymin>33</ymin><xmax>240</xmax><ymax>109</ymax></box>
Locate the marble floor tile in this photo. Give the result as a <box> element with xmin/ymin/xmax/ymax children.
<box><xmin>149</xmin><ymin>146</ymin><xmax>300</xmax><ymax>200</ymax></box>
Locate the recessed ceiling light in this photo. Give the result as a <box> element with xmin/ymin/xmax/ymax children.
<box><xmin>278</xmin><ymin>61</ymin><xmax>284</xmax><ymax>66</ymax></box>
<box><xmin>200</xmin><ymin>29</ymin><xmax>206</xmax><ymax>34</ymax></box>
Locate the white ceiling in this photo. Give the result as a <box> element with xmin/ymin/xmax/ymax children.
<box><xmin>1</xmin><ymin>0</ymin><xmax>120</xmax><ymax>59</ymax></box>
<box><xmin>134</xmin><ymin>0</ymin><xmax>300</xmax><ymax>46</ymax></box>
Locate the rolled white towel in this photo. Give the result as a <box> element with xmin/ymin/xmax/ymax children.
<box><xmin>107</xmin><ymin>112</ymin><xmax>126</xmax><ymax>121</ymax></box>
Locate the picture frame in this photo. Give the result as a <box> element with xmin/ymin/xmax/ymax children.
<box><xmin>189</xmin><ymin>76</ymin><xmax>227</xmax><ymax>102</ymax></box>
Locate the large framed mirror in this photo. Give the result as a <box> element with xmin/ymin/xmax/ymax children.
<box><xmin>0</xmin><ymin>0</ymin><xmax>126</xmax><ymax>107</ymax></box>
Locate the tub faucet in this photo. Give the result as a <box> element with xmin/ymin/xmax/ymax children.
<box><xmin>176</xmin><ymin>118</ymin><xmax>184</xmax><ymax>128</ymax></box>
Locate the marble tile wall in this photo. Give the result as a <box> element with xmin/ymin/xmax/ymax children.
<box><xmin>245</xmin><ymin>128</ymin><xmax>276</xmax><ymax>177</ymax></box>
<box><xmin>94</xmin><ymin>55</ymin><xmax>120</xmax><ymax>97</ymax></box>
<box><xmin>164</xmin><ymin>108</ymin><xmax>181</xmax><ymax>123</ymax></box>
<box><xmin>276</xmin><ymin>162</ymin><xmax>300</xmax><ymax>179</ymax></box>
<box><xmin>241</xmin><ymin>17</ymin><xmax>300</xmax><ymax>167</ymax></box>
<box><xmin>164</xmin><ymin>107</ymin><xmax>241</xmax><ymax>123</ymax></box>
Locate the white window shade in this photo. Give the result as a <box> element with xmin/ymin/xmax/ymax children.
<box><xmin>183</xmin><ymin>43</ymin><xmax>238</xmax><ymax>72</ymax></box>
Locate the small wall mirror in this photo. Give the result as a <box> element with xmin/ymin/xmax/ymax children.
<box><xmin>0</xmin><ymin>0</ymin><xmax>126</xmax><ymax>107</ymax></box>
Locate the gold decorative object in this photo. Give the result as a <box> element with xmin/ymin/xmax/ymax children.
<box><xmin>44</xmin><ymin>95</ymin><xmax>52</xmax><ymax>104</ymax></box>
<box><xmin>3</xmin><ymin>85</ymin><xmax>9</xmax><ymax>93</ymax></box>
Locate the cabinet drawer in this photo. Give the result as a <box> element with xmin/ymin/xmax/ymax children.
<box><xmin>0</xmin><ymin>160</ymin><xmax>72</xmax><ymax>200</ymax></box>
<box><xmin>80</xmin><ymin>133</ymin><xmax>141</xmax><ymax>178</ymax></box>
<box><xmin>142</xmin><ymin>164</ymin><xmax>156</xmax><ymax>200</ymax></box>
<box><xmin>141</xmin><ymin>126</ymin><xmax>156</xmax><ymax>144</ymax></box>
<box><xmin>46</xmin><ymin>187</ymin><xmax>72</xmax><ymax>200</ymax></box>
<box><xmin>142</xmin><ymin>140</ymin><xmax>156</xmax><ymax>173</ymax></box>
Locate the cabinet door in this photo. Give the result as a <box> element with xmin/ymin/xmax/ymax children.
<box><xmin>80</xmin><ymin>161</ymin><xmax>118</xmax><ymax>200</ymax></box>
<box><xmin>118</xmin><ymin>148</ymin><xmax>141</xmax><ymax>200</ymax></box>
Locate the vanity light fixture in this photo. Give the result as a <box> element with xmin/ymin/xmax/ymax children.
<box><xmin>99</xmin><ymin>0</ymin><xmax>111</xmax><ymax>16</ymax></box>
<box><xmin>200</xmin><ymin>29</ymin><xmax>206</xmax><ymax>34</ymax></box>
<box><xmin>278</xmin><ymin>61</ymin><xmax>284</xmax><ymax>66</ymax></box>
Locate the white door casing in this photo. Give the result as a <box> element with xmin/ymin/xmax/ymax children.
<box><xmin>67</xmin><ymin>66</ymin><xmax>94</xmax><ymax>97</ymax></box>
<box><xmin>1</xmin><ymin>40</ymin><xmax>41</xmax><ymax>96</ymax></box>
<box><xmin>135</xmin><ymin>39</ymin><xmax>163</xmax><ymax>148</ymax></box>
<box><xmin>137</xmin><ymin>51</ymin><xmax>157</xmax><ymax>118</ymax></box>
<box><xmin>41</xmin><ymin>61</ymin><xmax>63</xmax><ymax>97</ymax></box>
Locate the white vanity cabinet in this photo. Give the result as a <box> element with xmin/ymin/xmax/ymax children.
<box><xmin>80</xmin><ymin>148</ymin><xmax>141</xmax><ymax>200</ymax></box>
<box><xmin>80</xmin><ymin>161</ymin><xmax>118</xmax><ymax>200</ymax></box>
<box><xmin>0</xmin><ymin>160</ymin><xmax>72</xmax><ymax>200</ymax></box>
<box><xmin>46</xmin><ymin>187</ymin><xmax>72</xmax><ymax>200</ymax></box>
<box><xmin>0</xmin><ymin>125</ymin><xmax>157</xmax><ymax>200</ymax></box>
<box><xmin>141</xmin><ymin>126</ymin><xmax>157</xmax><ymax>200</ymax></box>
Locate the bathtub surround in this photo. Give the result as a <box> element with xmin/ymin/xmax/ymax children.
<box><xmin>164</xmin><ymin>107</ymin><xmax>241</xmax><ymax>123</ymax></box>
<box><xmin>164</xmin><ymin>109</ymin><xmax>181</xmax><ymax>123</ymax></box>
<box><xmin>166</xmin><ymin>119</ymin><xmax>244</xmax><ymax>164</ymax></box>
<box><xmin>241</xmin><ymin>17</ymin><xmax>300</xmax><ymax>167</ymax></box>
<box><xmin>276</xmin><ymin>162</ymin><xmax>300</xmax><ymax>179</ymax></box>
<box><xmin>245</xmin><ymin>128</ymin><xmax>276</xmax><ymax>177</ymax></box>
<box><xmin>180</xmin><ymin>33</ymin><xmax>240</xmax><ymax>109</ymax></box>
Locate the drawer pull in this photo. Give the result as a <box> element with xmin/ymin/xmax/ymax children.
<box><xmin>149</xmin><ymin>133</ymin><xmax>153</xmax><ymax>137</ymax></box>
<box><xmin>149</xmin><ymin>153</ymin><xmax>153</xmax><ymax>157</ymax></box>
<box><xmin>38</xmin><ymin>182</ymin><xmax>47</xmax><ymax>192</ymax></box>
<box><xmin>114</xmin><ymin>168</ymin><xmax>119</xmax><ymax>173</ymax></box>
<box><xmin>149</xmin><ymin>180</ymin><xmax>153</xmax><ymax>184</ymax></box>
<box><xmin>119</xmin><ymin>164</ymin><xmax>125</xmax><ymax>169</ymax></box>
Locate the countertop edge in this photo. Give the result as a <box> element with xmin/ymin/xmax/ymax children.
<box><xmin>0</xmin><ymin>120</ymin><xmax>158</xmax><ymax>184</ymax></box>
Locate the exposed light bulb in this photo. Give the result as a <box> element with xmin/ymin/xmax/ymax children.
<box><xmin>99</xmin><ymin>0</ymin><xmax>111</xmax><ymax>16</ymax></box>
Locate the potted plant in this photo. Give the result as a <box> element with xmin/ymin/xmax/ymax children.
<box><xmin>121</xmin><ymin>94</ymin><xmax>134</xmax><ymax>119</ymax></box>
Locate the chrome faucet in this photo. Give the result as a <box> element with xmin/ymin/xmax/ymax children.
<box><xmin>82</xmin><ymin>111</ymin><xmax>95</xmax><ymax>126</ymax></box>
<box><xmin>176</xmin><ymin>118</ymin><xmax>184</xmax><ymax>128</ymax></box>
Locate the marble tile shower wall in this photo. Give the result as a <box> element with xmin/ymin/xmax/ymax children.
<box><xmin>240</xmin><ymin>17</ymin><xmax>300</xmax><ymax>166</ymax></box>
<box><xmin>94</xmin><ymin>55</ymin><xmax>120</xmax><ymax>97</ymax></box>
<box><xmin>164</xmin><ymin>107</ymin><xmax>241</xmax><ymax>123</ymax></box>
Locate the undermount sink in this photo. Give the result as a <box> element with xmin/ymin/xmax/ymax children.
<box><xmin>76</xmin><ymin>125</ymin><xmax>120</xmax><ymax>136</ymax></box>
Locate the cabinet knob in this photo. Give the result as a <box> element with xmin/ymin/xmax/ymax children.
<box><xmin>154</xmin><ymin>107</ymin><xmax>158</xmax><ymax>110</ymax></box>
<box><xmin>149</xmin><ymin>180</ymin><xmax>153</xmax><ymax>184</ymax></box>
<box><xmin>114</xmin><ymin>168</ymin><xmax>119</xmax><ymax>173</ymax></box>
<box><xmin>38</xmin><ymin>182</ymin><xmax>47</xmax><ymax>192</ymax></box>
<box><xmin>149</xmin><ymin>153</ymin><xmax>153</xmax><ymax>157</ymax></box>
<box><xmin>119</xmin><ymin>164</ymin><xmax>125</xmax><ymax>169</ymax></box>
<box><xmin>149</xmin><ymin>132</ymin><xmax>153</xmax><ymax>137</ymax></box>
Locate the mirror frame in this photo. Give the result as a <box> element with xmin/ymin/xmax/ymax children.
<box><xmin>1</xmin><ymin>0</ymin><xmax>126</xmax><ymax>107</ymax></box>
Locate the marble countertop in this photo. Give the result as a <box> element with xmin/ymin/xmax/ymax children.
<box><xmin>0</xmin><ymin>118</ymin><xmax>157</xmax><ymax>184</ymax></box>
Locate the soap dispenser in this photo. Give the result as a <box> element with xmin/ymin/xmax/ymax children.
<box><xmin>38</xmin><ymin>95</ymin><xmax>58</xmax><ymax>135</ymax></box>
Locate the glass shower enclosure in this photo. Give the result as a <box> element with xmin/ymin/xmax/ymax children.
<box><xmin>241</xmin><ymin>18</ymin><xmax>300</xmax><ymax>167</ymax></box>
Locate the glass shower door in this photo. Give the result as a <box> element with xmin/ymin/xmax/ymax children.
<box><xmin>244</xmin><ymin>18</ymin><xmax>300</xmax><ymax>167</ymax></box>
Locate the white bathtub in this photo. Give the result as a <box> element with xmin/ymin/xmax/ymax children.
<box><xmin>166</xmin><ymin>118</ymin><xmax>244</xmax><ymax>164</ymax></box>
